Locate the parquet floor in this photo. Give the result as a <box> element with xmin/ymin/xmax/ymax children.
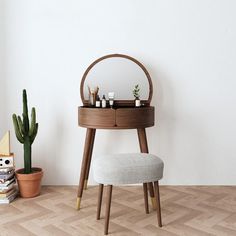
<box><xmin>0</xmin><ymin>186</ymin><xmax>236</xmax><ymax>236</ymax></box>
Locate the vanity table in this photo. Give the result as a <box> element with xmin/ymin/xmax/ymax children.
<box><xmin>77</xmin><ymin>54</ymin><xmax>157</xmax><ymax>210</ymax></box>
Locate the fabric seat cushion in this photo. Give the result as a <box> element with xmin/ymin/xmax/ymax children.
<box><xmin>93</xmin><ymin>153</ymin><xmax>164</xmax><ymax>185</ymax></box>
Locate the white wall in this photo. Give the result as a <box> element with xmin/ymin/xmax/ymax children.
<box><xmin>2</xmin><ymin>0</ymin><xmax>236</xmax><ymax>185</ymax></box>
<box><xmin>0</xmin><ymin>0</ymin><xmax>7</xmax><ymax>133</ymax></box>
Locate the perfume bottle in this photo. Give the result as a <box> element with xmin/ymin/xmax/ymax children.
<box><xmin>95</xmin><ymin>95</ymin><xmax>101</xmax><ymax>107</ymax></box>
<box><xmin>108</xmin><ymin>92</ymin><xmax>115</xmax><ymax>108</ymax></box>
<box><xmin>102</xmin><ymin>95</ymin><xmax>106</xmax><ymax>108</ymax></box>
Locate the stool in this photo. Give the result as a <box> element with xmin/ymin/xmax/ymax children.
<box><xmin>92</xmin><ymin>153</ymin><xmax>164</xmax><ymax>235</ymax></box>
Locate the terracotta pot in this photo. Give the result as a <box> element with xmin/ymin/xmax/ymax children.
<box><xmin>15</xmin><ymin>167</ymin><xmax>43</xmax><ymax>198</ymax></box>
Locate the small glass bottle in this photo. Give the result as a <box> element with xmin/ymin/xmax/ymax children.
<box><xmin>102</xmin><ymin>95</ymin><xmax>106</xmax><ymax>108</ymax></box>
<box><xmin>108</xmin><ymin>92</ymin><xmax>115</xmax><ymax>108</ymax></box>
<box><xmin>95</xmin><ymin>95</ymin><xmax>101</xmax><ymax>107</ymax></box>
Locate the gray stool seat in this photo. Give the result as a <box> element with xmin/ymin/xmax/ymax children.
<box><xmin>93</xmin><ymin>153</ymin><xmax>164</xmax><ymax>185</ymax></box>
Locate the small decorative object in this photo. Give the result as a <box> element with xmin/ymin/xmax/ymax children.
<box><xmin>0</xmin><ymin>131</ymin><xmax>10</xmax><ymax>155</ymax></box>
<box><xmin>108</xmin><ymin>92</ymin><xmax>115</xmax><ymax>108</ymax></box>
<box><xmin>133</xmin><ymin>84</ymin><xmax>141</xmax><ymax>107</ymax></box>
<box><xmin>12</xmin><ymin>89</ymin><xmax>43</xmax><ymax>198</ymax></box>
<box><xmin>0</xmin><ymin>131</ymin><xmax>14</xmax><ymax>169</ymax></box>
<box><xmin>0</xmin><ymin>131</ymin><xmax>18</xmax><ymax>204</ymax></box>
<box><xmin>101</xmin><ymin>95</ymin><xmax>106</xmax><ymax>108</ymax></box>
<box><xmin>88</xmin><ymin>86</ymin><xmax>99</xmax><ymax>106</ymax></box>
<box><xmin>95</xmin><ymin>95</ymin><xmax>101</xmax><ymax>107</ymax></box>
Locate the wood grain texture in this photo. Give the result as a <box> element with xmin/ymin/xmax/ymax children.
<box><xmin>116</xmin><ymin>107</ymin><xmax>154</xmax><ymax>128</ymax></box>
<box><xmin>78</xmin><ymin>107</ymin><xmax>116</xmax><ymax>128</ymax></box>
<box><xmin>78</xmin><ymin>106</ymin><xmax>154</xmax><ymax>129</ymax></box>
<box><xmin>1</xmin><ymin>186</ymin><xmax>236</xmax><ymax>236</ymax></box>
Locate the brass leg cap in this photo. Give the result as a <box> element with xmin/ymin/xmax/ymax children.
<box><xmin>84</xmin><ymin>180</ymin><xmax>88</xmax><ymax>190</ymax></box>
<box><xmin>151</xmin><ymin>197</ymin><xmax>157</xmax><ymax>210</ymax></box>
<box><xmin>76</xmin><ymin>197</ymin><xmax>81</xmax><ymax>210</ymax></box>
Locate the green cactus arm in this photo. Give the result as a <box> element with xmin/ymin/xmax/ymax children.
<box><xmin>12</xmin><ymin>114</ymin><xmax>24</xmax><ymax>143</ymax></box>
<box><xmin>30</xmin><ymin>123</ymin><xmax>38</xmax><ymax>144</ymax></box>
<box><xmin>23</xmin><ymin>89</ymin><xmax>28</xmax><ymax>116</ymax></box>
<box><xmin>17</xmin><ymin>115</ymin><xmax>25</xmax><ymax>136</ymax></box>
<box><xmin>23</xmin><ymin>90</ymin><xmax>29</xmax><ymax>132</ymax></box>
<box><xmin>29</xmin><ymin>107</ymin><xmax>36</xmax><ymax>136</ymax></box>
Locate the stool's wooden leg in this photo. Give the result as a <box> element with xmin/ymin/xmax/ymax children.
<box><xmin>137</xmin><ymin>128</ymin><xmax>156</xmax><ymax>210</ymax></box>
<box><xmin>76</xmin><ymin>128</ymin><xmax>96</xmax><ymax>210</ymax></box>
<box><xmin>105</xmin><ymin>185</ymin><xmax>113</xmax><ymax>235</ymax></box>
<box><xmin>154</xmin><ymin>181</ymin><xmax>162</xmax><ymax>227</ymax></box>
<box><xmin>143</xmin><ymin>183</ymin><xmax>149</xmax><ymax>214</ymax></box>
<box><xmin>84</xmin><ymin>129</ymin><xmax>96</xmax><ymax>190</ymax></box>
<box><xmin>97</xmin><ymin>184</ymin><xmax>104</xmax><ymax>220</ymax></box>
<box><xmin>148</xmin><ymin>183</ymin><xmax>157</xmax><ymax>210</ymax></box>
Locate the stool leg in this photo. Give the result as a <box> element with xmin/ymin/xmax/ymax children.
<box><xmin>143</xmin><ymin>183</ymin><xmax>149</xmax><ymax>214</ymax></box>
<box><xmin>154</xmin><ymin>181</ymin><xmax>162</xmax><ymax>227</ymax></box>
<box><xmin>148</xmin><ymin>183</ymin><xmax>157</xmax><ymax>210</ymax></box>
<box><xmin>105</xmin><ymin>185</ymin><xmax>113</xmax><ymax>235</ymax></box>
<box><xmin>97</xmin><ymin>184</ymin><xmax>104</xmax><ymax>220</ymax></box>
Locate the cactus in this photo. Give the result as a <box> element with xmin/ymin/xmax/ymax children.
<box><xmin>12</xmin><ymin>89</ymin><xmax>38</xmax><ymax>174</ymax></box>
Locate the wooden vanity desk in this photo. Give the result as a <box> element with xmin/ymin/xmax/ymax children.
<box><xmin>77</xmin><ymin>54</ymin><xmax>157</xmax><ymax>210</ymax></box>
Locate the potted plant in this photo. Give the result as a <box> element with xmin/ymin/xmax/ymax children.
<box><xmin>12</xmin><ymin>89</ymin><xmax>43</xmax><ymax>198</ymax></box>
<box><xmin>133</xmin><ymin>84</ymin><xmax>141</xmax><ymax>107</ymax></box>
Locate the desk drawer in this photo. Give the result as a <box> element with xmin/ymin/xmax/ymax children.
<box><xmin>78</xmin><ymin>107</ymin><xmax>116</xmax><ymax>128</ymax></box>
<box><xmin>116</xmin><ymin>107</ymin><xmax>154</xmax><ymax>128</ymax></box>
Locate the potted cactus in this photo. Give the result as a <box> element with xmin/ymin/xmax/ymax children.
<box><xmin>12</xmin><ymin>89</ymin><xmax>43</xmax><ymax>198</ymax></box>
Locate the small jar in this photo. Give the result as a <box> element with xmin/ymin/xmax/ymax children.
<box><xmin>135</xmin><ymin>98</ymin><xmax>141</xmax><ymax>107</ymax></box>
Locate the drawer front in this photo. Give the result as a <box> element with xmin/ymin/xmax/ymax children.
<box><xmin>116</xmin><ymin>107</ymin><xmax>155</xmax><ymax>128</ymax></box>
<box><xmin>78</xmin><ymin>107</ymin><xmax>116</xmax><ymax>128</ymax></box>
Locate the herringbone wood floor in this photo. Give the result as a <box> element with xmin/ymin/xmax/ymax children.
<box><xmin>0</xmin><ymin>186</ymin><xmax>236</xmax><ymax>236</ymax></box>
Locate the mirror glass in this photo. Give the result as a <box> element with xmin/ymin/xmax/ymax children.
<box><xmin>83</xmin><ymin>57</ymin><xmax>150</xmax><ymax>101</ymax></box>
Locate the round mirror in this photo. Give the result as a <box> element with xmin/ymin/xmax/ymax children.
<box><xmin>80</xmin><ymin>54</ymin><xmax>153</xmax><ymax>107</ymax></box>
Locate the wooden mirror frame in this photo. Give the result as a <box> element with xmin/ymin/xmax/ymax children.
<box><xmin>80</xmin><ymin>53</ymin><xmax>153</xmax><ymax>107</ymax></box>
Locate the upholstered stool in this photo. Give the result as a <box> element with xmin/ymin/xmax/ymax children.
<box><xmin>93</xmin><ymin>153</ymin><xmax>164</xmax><ymax>235</ymax></box>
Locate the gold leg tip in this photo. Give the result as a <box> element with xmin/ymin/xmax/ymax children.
<box><xmin>151</xmin><ymin>197</ymin><xmax>157</xmax><ymax>210</ymax></box>
<box><xmin>76</xmin><ymin>197</ymin><xmax>81</xmax><ymax>210</ymax></box>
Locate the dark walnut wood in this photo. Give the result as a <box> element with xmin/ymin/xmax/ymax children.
<box><xmin>80</xmin><ymin>53</ymin><xmax>153</xmax><ymax>107</ymax></box>
<box><xmin>77</xmin><ymin>54</ymin><xmax>156</xmax><ymax>211</ymax></box>
<box><xmin>78</xmin><ymin>107</ymin><xmax>116</xmax><ymax>128</ymax></box>
<box><xmin>78</xmin><ymin>106</ymin><xmax>155</xmax><ymax>129</ymax></box>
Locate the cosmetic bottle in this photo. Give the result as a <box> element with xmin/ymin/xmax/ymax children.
<box><xmin>95</xmin><ymin>95</ymin><xmax>101</xmax><ymax>107</ymax></box>
<box><xmin>108</xmin><ymin>92</ymin><xmax>115</xmax><ymax>108</ymax></box>
<box><xmin>102</xmin><ymin>95</ymin><xmax>106</xmax><ymax>108</ymax></box>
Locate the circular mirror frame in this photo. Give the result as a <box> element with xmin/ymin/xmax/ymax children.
<box><xmin>80</xmin><ymin>53</ymin><xmax>153</xmax><ymax>107</ymax></box>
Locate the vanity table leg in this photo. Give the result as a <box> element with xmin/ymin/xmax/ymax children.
<box><xmin>77</xmin><ymin>128</ymin><xmax>96</xmax><ymax>210</ymax></box>
<box><xmin>84</xmin><ymin>129</ymin><xmax>96</xmax><ymax>190</ymax></box>
<box><xmin>137</xmin><ymin>128</ymin><xmax>156</xmax><ymax>210</ymax></box>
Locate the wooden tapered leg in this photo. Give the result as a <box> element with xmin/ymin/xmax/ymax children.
<box><xmin>77</xmin><ymin>128</ymin><xmax>96</xmax><ymax>210</ymax></box>
<box><xmin>104</xmin><ymin>185</ymin><xmax>113</xmax><ymax>235</ymax></box>
<box><xmin>143</xmin><ymin>183</ymin><xmax>149</xmax><ymax>214</ymax></box>
<box><xmin>149</xmin><ymin>183</ymin><xmax>157</xmax><ymax>210</ymax></box>
<box><xmin>154</xmin><ymin>181</ymin><xmax>162</xmax><ymax>227</ymax></box>
<box><xmin>97</xmin><ymin>184</ymin><xmax>104</xmax><ymax>220</ymax></box>
<box><xmin>84</xmin><ymin>129</ymin><xmax>96</xmax><ymax>190</ymax></box>
<box><xmin>137</xmin><ymin>128</ymin><xmax>156</xmax><ymax>210</ymax></box>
